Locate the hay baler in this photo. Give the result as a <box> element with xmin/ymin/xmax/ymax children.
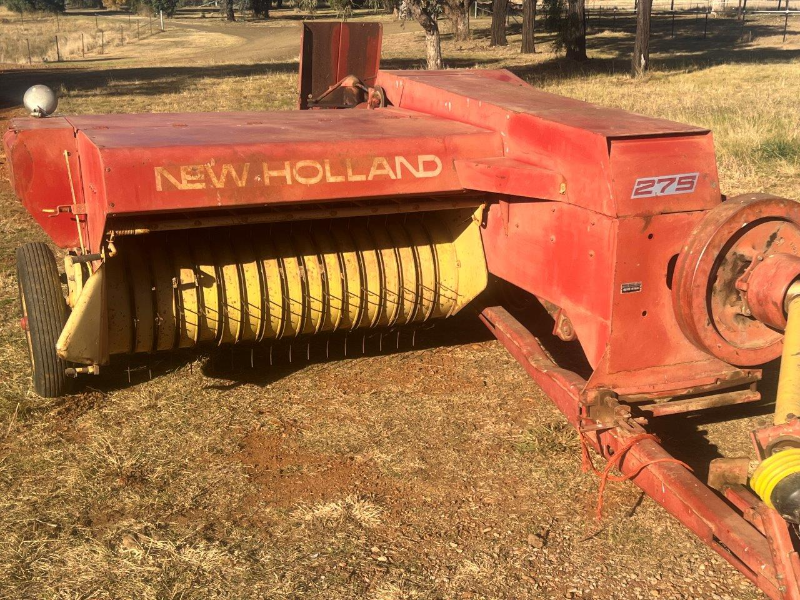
<box><xmin>6</xmin><ymin>23</ymin><xmax>800</xmax><ymax>598</ymax></box>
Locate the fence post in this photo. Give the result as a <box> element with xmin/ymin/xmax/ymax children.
<box><xmin>95</xmin><ymin>13</ymin><xmax>98</xmax><ymax>29</ymax></box>
<box><xmin>149</xmin><ymin>15</ymin><xmax>153</xmax><ymax>35</ymax></box>
<box><xmin>671</xmin><ymin>10</ymin><xmax>675</xmax><ymax>37</ymax></box>
<box><xmin>55</xmin><ymin>35</ymin><xmax>60</xmax><ymax>62</ymax></box>
<box><xmin>137</xmin><ymin>22</ymin><xmax>140</xmax><ymax>39</ymax></box>
<box><xmin>784</xmin><ymin>11</ymin><xmax>790</xmax><ymax>41</ymax></box>
<box><xmin>120</xmin><ymin>25</ymin><xmax>124</xmax><ymax>45</ymax></box>
<box><xmin>703</xmin><ymin>8</ymin><xmax>708</xmax><ymax>37</ymax></box>
<box><xmin>26</xmin><ymin>38</ymin><xmax>31</xmax><ymax>65</ymax></box>
<box><xmin>101</xmin><ymin>30</ymin><xmax>104</xmax><ymax>54</ymax></box>
<box><xmin>81</xmin><ymin>32</ymin><xmax>85</xmax><ymax>57</ymax></box>
<box><xmin>160</xmin><ymin>10</ymin><xmax>164</xmax><ymax>31</ymax></box>
<box><xmin>613</xmin><ymin>6</ymin><xmax>616</xmax><ymax>27</ymax></box>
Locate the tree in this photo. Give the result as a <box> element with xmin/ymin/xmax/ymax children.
<box><xmin>149</xmin><ymin>0</ymin><xmax>178</xmax><ymax>17</ymax></box>
<box><xmin>222</xmin><ymin>0</ymin><xmax>236</xmax><ymax>20</ymax></box>
<box><xmin>541</xmin><ymin>0</ymin><xmax>585</xmax><ymax>58</ymax></box>
<box><xmin>631</xmin><ymin>0</ymin><xmax>652</xmax><ymax>77</ymax></box>
<box><xmin>252</xmin><ymin>0</ymin><xmax>272</xmax><ymax>17</ymax></box>
<box><xmin>443</xmin><ymin>0</ymin><xmax>472</xmax><ymax>41</ymax></box>
<box><xmin>490</xmin><ymin>0</ymin><xmax>508</xmax><ymax>46</ymax></box>
<box><xmin>330</xmin><ymin>0</ymin><xmax>353</xmax><ymax>19</ymax></box>
<box><xmin>2</xmin><ymin>0</ymin><xmax>65</xmax><ymax>12</ymax></box>
<box><xmin>521</xmin><ymin>0</ymin><xmax>536</xmax><ymax>53</ymax></box>
<box><xmin>407</xmin><ymin>0</ymin><xmax>443</xmax><ymax>69</ymax></box>
<box><xmin>565</xmin><ymin>0</ymin><xmax>586</xmax><ymax>60</ymax></box>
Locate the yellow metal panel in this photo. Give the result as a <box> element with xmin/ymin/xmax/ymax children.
<box><xmin>442</xmin><ymin>207</ymin><xmax>488</xmax><ymax>315</ymax></box>
<box><xmin>295</xmin><ymin>233</ymin><xmax>325</xmax><ymax>335</ymax></box>
<box><xmin>233</xmin><ymin>235</ymin><xmax>262</xmax><ymax>343</ymax></box>
<box><xmin>330</xmin><ymin>226</ymin><xmax>363</xmax><ymax>330</ymax></box>
<box><xmin>150</xmin><ymin>238</ymin><xmax>177</xmax><ymax>351</ymax></box>
<box><xmin>372</xmin><ymin>227</ymin><xmax>402</xmax><ymax>327</ymax></box>
<box><xmin>126</xmin><ymin>239</ymin><xmax>155</xmax><ymax>353</ymax></box>
<box><xmin>310</xmin><ymin>228</ymin><xmax>343</xmax><ymax>332</ymax></box>
<box><xmin>191</xmin><ymin>234</ymin><xmax>221</xmax><ymax>343</ymax></box>
<box><xmin>172</xmin><ymin>238</ymin><xmax>199</xmax><ymax>348</ymax></box>
<box><xmin>56</xmin><ymin>263</ymin><xmax>108</xmax><ymax>365</ymax></box>
<box><xmin>272</xmin><ymin>231</ymin><xmax>304</xmax><ymax>338</ymax></box>
<box><xmin>386</xmin><ymin>222</ymin><xmax>417</xmax><ymax>325</ymax></box>
<box><xmin>217</xmin><ymin>240</ymin><xmax>242</xmax><ymax>345</ymax></box>
<box><xmin>106</xmin><ymin>251</ymin><xmax>133</xmax><ymax>355</ymax></box>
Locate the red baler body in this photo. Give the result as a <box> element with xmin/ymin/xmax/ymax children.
<box><xmin>3</xmin><ymin>69</ymin><xmax>743</xmax><ymax>398</ymax></box>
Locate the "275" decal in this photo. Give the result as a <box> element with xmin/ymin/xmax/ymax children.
<box><xmin>631</xmin><ymin>173</ymin><xmax>699</xmax><ymax>199</ymax></box>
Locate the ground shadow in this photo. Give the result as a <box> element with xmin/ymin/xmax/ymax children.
<box><xmin>84</xmin><ymin>312</ymin><xmax>495</xmax><ymax>395</ymax></box>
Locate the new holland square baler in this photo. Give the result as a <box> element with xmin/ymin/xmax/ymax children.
<box><xmin>6</xmin><ymin>22</ymin><xmax>800</xmax><ymax>597</ymax></box>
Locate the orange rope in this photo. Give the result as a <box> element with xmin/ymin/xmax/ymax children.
<box><xmin>579</xmin><ymin>431</ymin><xmax>693</xmax><ymax>520</ymax></box>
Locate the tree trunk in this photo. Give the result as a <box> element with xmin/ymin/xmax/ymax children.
<box><xmin>490</xmin><ymin>0</ymin><xmax>508</xmax><ymax>46</ymax></box>
<box><xmin>521</xmin><ymin>0</ymin><xmax>536</xmax><ymax>53</ymax></box>
<box><xmin>224</xmin><ymin>0</ymin><xmax>236</xmax><ymax>20</ymax></box>
<box><xmin>409</xmin><ymin>2</ymin><xmax>443</xmax><ymax>69</ymax></box>
<box><xmin>453</xmin><ymin>0</ymin><xmax>470</xmax><ymax>40</ymax></box>
<box><xmin>444</xmin><ymin>0</ymin><xmax>471</xmax><ymax>41</ymax></box>
<box><xmin>631</xmin><ymin>0</ymin><xmax>652</xmax><ymax>77</ymax></box>
<box><xmin>566</xmin><ymin>0</ymin><xmax>586</xmax><ymax>60</ymax></box>
<box><xmin>425</xmin><ymin>27</ymin><xmax>443</xmax><ymax>69</ymax></box>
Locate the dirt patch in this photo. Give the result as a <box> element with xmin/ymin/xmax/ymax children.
<box><xmin>235</xmin><ymin>426</ymin><xmax>361</xmax><ymax>507</ymax></box>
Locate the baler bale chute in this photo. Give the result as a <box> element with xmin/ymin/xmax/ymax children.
<box><xmin>6</xmin><ymin>21</ymin><xmax>800</xmax><ymax>597</ymax></box>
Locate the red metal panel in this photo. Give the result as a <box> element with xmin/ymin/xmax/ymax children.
<box><xmin>480</xmin><ymin>200</ymin><xmax>616</xmax><ymax>366</ymax></box>
<box><xmin>298</xmin><ymin>22</ymin><xmax>382</xmax><ymax>109</ymax></box>
<box><xmin>75</xmin><ymin>131</ymin><xmax>108</xmax><ymax>253</ymax></box>
<box><xmin>609</xmin><ymin>135</ymin><xmax>721</xmax><ymax>215</ymax></box>
<box><xmin>65</xmin><ymin>108</ymin><xmax>501</xmax><ymax>249</ymax></box>
<box><xmin>482</xmin><ymin>200</ymin><xmax>752</xmax><ymax>394</ymax></box>
<box><xmin>377</xmin><ymin>70</ymin><xmax>717</xmax><ymax>218</ymax></box>
<box><xmin>454</xmin><ymin>158</ymin><xmax>565</xmax><ymax>201</ymax></box>
<box><xmin>604</xmin><ymin>212</ymin><xmax>712</xmax><ymax>373</ymax></box>
<box><xmin>3</xmin><ymin>117</ymin><xmax>82</xmax><ymax>248</ymax></box>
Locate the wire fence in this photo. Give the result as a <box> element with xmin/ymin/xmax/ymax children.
<box><xmin>0</xmin><ymin>12</ymin><xmax>167</xmax><ymax>65</ymax></box>
<box><xmin>473</xmin><ymin>0</ymin><xmax>799</xmax><ymax>44</ymax></box>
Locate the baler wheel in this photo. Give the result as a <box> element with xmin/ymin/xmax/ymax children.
<box><xmin>16</xmin><ymin>243</ymin><xmax>71</xmax><ymax>398</ymax></box>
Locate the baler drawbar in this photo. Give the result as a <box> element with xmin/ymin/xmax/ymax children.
<box><xmin>6</xmin><ymin>22</ymin><xmax>800</xmax><ymax>598</ymax></box>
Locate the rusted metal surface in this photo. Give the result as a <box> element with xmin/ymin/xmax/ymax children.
<box><xmin>298</xmin><ymin>22</ymin><xmax>382</xmax><ymax>110</ymax></box>
<box><xmin>633</xmin><ymin>387</ymin><xmax>761</xmax><ymax>418</ymax></box>
<box><xmin>673</xmin><ymin>194</ymin><xmax>800</xmax><ymax>366</ymax></box>
<box><xmin>480</xmin><ymin>305</ymin><xmax>789</xmax><ymax>600</ymax></box>
<box><xmin>108</xmin><ymin>198</ymin><xmax>483</xmax><ymax>236</ymax></box>
<box><xmin>747</xmin><ymin>253</ymin><xmax>800</xmax><ymax>330</ymax></box>
<box><xmin>752</xmin><ymin>420</ymin><xmax>800</xmax><ymax>460</ymax></box>
<box><xmin>708</xmin><ymin>458</ymin><xmax>751</xmax><ymax>491</ymax></box>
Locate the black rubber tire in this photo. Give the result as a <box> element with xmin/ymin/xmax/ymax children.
<box><xmin>16</xmin><ymin>242</ymin><xmax>71</xmax><ymax>398</ymax></box>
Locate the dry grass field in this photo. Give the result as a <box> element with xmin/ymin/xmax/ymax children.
<box><xmin>0</xmin><ymin>10</ymin><xmax>799</xmax><ymax>599</ymax></box>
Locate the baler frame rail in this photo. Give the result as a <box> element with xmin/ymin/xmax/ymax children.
<box><xmin>479</xmin><ymin>305</ymin><xmax>800</xmax><ymax>600</ymax></box>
